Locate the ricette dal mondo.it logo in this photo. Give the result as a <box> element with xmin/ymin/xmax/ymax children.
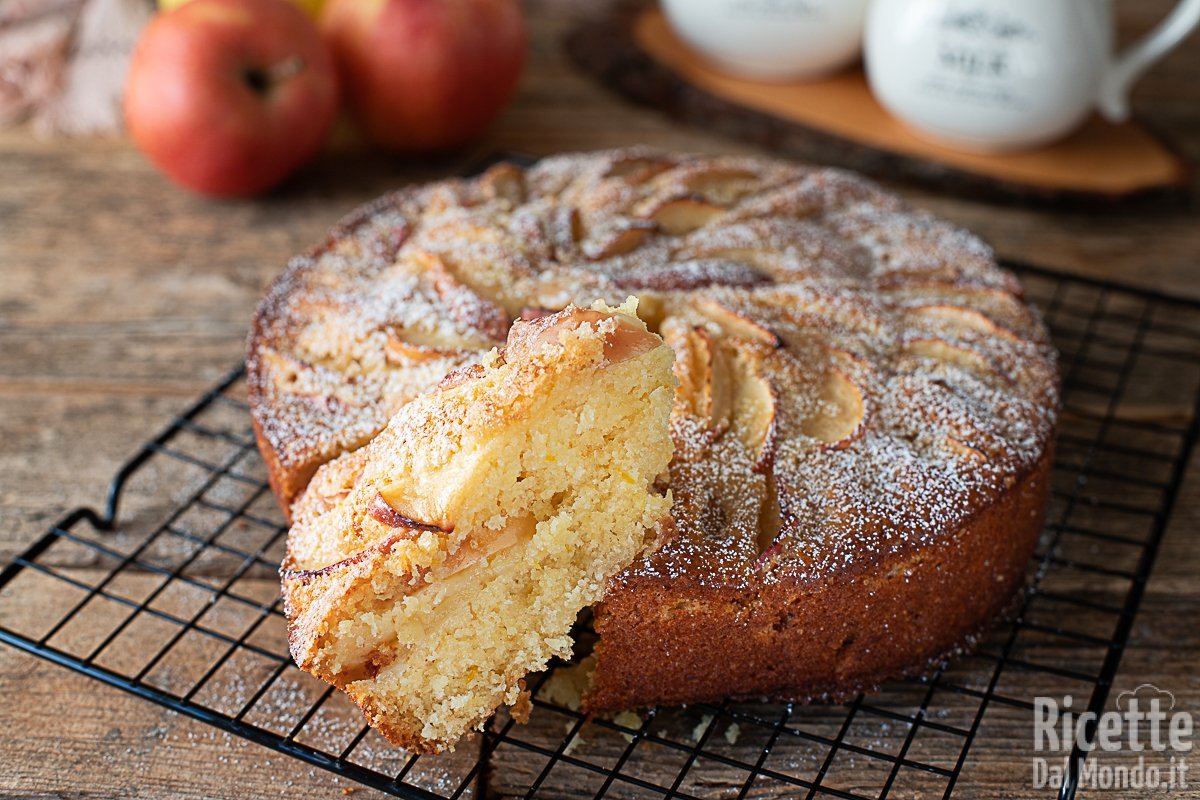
<box><xmin>1032</xmin><ymin>684</ymin><xmax>1193</xmax><ymax>791</ymax></box>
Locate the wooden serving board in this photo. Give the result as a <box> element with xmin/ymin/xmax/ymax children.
<box><xmin>567</xmin><ymin>5</ymin><xmax>1191</xmax><ymax>203</ymax></box>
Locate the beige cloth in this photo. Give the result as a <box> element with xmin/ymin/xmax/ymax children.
<box><xmin>0</xmin><ymin>0</ymin><xmax>152</xmax><ymax>135</ymax></box>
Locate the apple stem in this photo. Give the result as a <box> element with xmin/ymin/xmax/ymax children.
<box><xmin>267</xmin><ymin>56</ymin><xmax>306</xmax><ymax>84</ymax></box>
<box><xmin>243</xmin><ymin>57</ymin><xmax>306</xmax><ymax>95</ymax></box>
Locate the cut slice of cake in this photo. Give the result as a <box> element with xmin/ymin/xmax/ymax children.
<box><xmin>280</xmin><ymin>301</ymin><xmax>676</xmax><ymax>754</ymax></box>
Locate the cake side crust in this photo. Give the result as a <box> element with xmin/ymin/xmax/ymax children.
<box><xmin>585</xmin><ymin>444</ymin><xmax>1053</xmax><ymax>712</ymax></box>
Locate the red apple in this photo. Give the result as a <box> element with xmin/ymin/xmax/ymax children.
<box><xmin>125</xmin><ymin>0</ymin><xmax>339</xmax><ymax>197</ymax></box>
<box><xmin>321</xmin><ymin>0</ymin><xmax>525</xmax><ymax>152</ymax></box>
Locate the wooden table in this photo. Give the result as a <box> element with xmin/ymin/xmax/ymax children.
<box><xmin>1</xmin><ymin>1</ymin><xmax>1197</xmax><ymax>797</ymax></box>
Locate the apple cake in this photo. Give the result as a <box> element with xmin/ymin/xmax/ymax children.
<box><xmin>280</xmin><ymin>303</ymin><xmax>676</xmax><ymax>752</ymax></box>
<box><xmin>249</xmin><ymin>149</ymin><xmax>1058</xmax><ymax>734</ymax></box>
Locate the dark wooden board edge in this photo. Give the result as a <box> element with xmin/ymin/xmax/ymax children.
<box><xmin>564</xmin><ymin>2</ymin><xmax>1193</xmax><ymax>208</ymax></box>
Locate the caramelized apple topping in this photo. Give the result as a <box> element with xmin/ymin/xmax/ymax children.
<box><xmin>415</xmin><ymin>250</ymin><xmax>511</xmax><ymax>342</ymax></box>
<box><xmin>908</xmin><ymin>304</ymin><xmax>1023</xmax><ymax>344</ymax></box>
<box><xmin>603</xmin><ymin>155</ymin><xmax>674</xmax><ymax>183</ymax></box>
<box><xmin>552</xmin><ymin>207</ymin><xmax>585</xmax><ymax>257</ymax></box>
<box><xmin>904</xmin><ymin>338</ymin><xmax>1002</xmax><ymax>383</ymax></box>
<box><xmin>692</xmin><ymin>296</ymin><xmax>783</xmax><ymax>348</ymax></box>
<box><xmin>613</xmin><ymin>259</ymin><xmax>771</xmax><ymax>292</ymax></box>
<box><xmin>682</xmin><ymin>167</ymin><xmax>759</xmax><ymax>203</ymax></box>
<box><xmin>663</xmin><ymin>322</ymin><xmax>732</xmax><ymax>435</ymax></box>
<box><xmin>644</xmin><ymin>196</ymin><xmax>724</xmax><ymax>235</ymax></box>
<box><xmin>479</xmin><ymin>162</ymin><xmax>526</xmax><ymax>206</ymax></box>
<box><xmin>729</xmin><ymin>345</ymin><xmax>776</xmax><ymax>463</ymax></box>
<box><xmin>384</xmin><ymin>335</ymin><xmax>460</xmax><ymax>365</ymax></box>
<box><xmin>583</xmin><ymin>221</ymin><xmax>655</xmax><ymax>260</ymax></box>
<box><xmin>800</xmin><ymin>366</ymin><xmax>865</xmax><ymax>449</ymax></box>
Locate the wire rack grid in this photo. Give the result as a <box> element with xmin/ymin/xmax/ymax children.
<box><xmin>1</xmin><ymin>260</ymin><xmax>1198</xmax><ymax>800</ymax></box>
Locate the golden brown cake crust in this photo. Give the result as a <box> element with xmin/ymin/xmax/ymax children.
<box><xmin>247</xmin><ymin>149</ymin><xmax>1059</xmax><ymax>711</ymax></box>
<box><xmin>586</xmin><ymin>446</ymin><xmax>1052</xmax><ymax>711</ymax></box>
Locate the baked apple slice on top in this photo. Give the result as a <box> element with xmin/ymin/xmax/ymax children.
<box><xmin>281</xmin><ymin>301</ymin><xmax>675</xmax><ymax>754</ymax></box>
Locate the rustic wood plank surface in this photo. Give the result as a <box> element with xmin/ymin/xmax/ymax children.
<box><xmin>1</xmin><ymin>1</ymin><xmax>1198</xmax><ymax>798</ymax></box>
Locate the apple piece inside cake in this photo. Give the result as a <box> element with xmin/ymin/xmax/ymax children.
<box><xmin>280</xmin><ymin>301</ymin><xmax>675</xmax><ymax>753</ymax></box>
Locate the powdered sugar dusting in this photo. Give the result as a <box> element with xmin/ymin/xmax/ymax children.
<box><xmin>248</xmin><ymin>149</ymin><xmax>1058</xmax><ymax>587</ymax></box>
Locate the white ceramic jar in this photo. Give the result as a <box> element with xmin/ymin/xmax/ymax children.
<box><xmin>865</xmin><ymin>0</ymin><xmax>1200</xmax><ymax>151</ymax></box>
<box><xmin>662</xmin><ymin>0</ymin><xmax>871</xmax><ymax>82</ymax></box>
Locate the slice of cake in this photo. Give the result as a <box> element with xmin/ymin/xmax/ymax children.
<box><xmin>280</xmin><ymin>301</ymin><xmax>676</xmax><ymax>754</ymax></box>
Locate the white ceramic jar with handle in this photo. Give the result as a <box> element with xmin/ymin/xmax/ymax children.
<box><xmin>662</xmin><ymin>0</ymin><xmax>871</xmax><ymax>82</ymax></box>
<box><xmin>865</xmin><ymin>0</ymin><xmax>1200</xmax><ymax>151</ymax></box>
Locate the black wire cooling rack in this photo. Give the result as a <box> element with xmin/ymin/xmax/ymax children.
<box><xmin>2</xmin><ymin>260</ymin><xmax>1199</xmax><ymax>800</ymax></box>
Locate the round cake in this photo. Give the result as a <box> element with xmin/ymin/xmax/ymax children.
<box><xmin>248</xmin><ymin>149</ymin><xmax>1058</xmax><ymax>712</ymax></box>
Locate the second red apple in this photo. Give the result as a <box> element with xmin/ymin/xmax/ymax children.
<box><xmin>321</xmin><ymin>0</ymin><xmax>526</xmax><ymax>152</ymax></box>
